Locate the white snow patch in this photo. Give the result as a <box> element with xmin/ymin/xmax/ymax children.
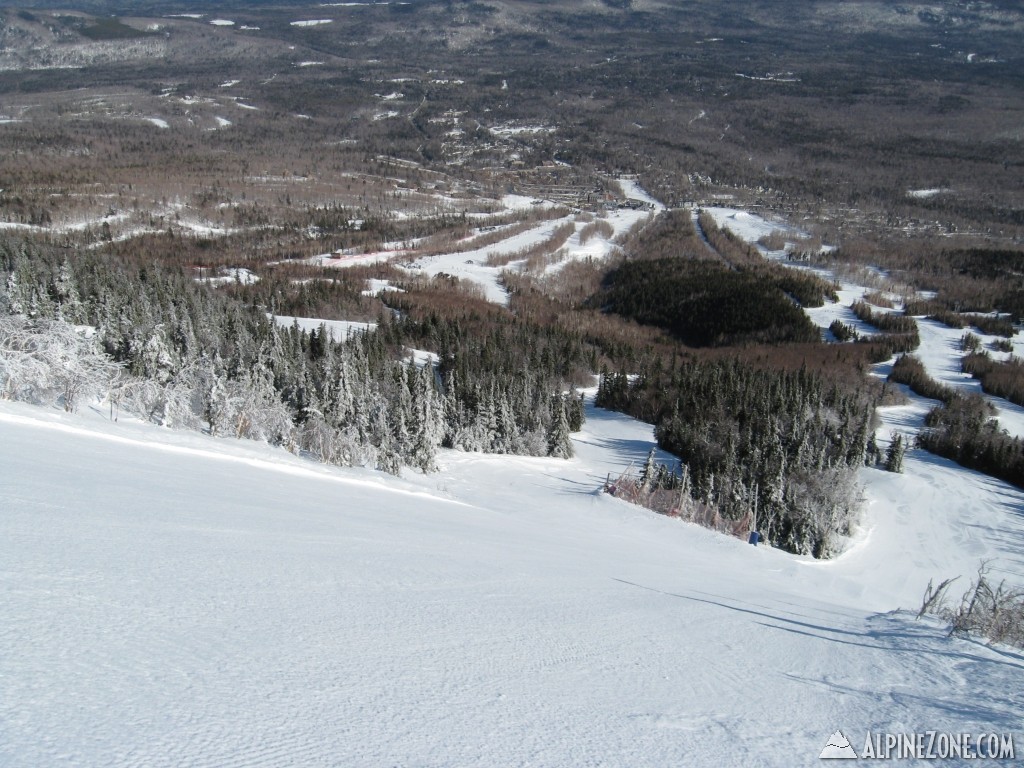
<box><xmin>1</xmin><ymin>211</ymin><xmax>133</xmax><ymax>235</ymax></box>
<box><xmin>310</xmin><ymin>249</ymin><xmax>404</xmax><ymax>268</ymax></box>
<box><xmin>405</xmin><ymin>347</ymin><xmax>439</xmax><ymax>368</ymax></box>
<box><xmin>143</xmin><ymin>117</ymin><xmax>169</xmax><ymax>129</ymax></box>
<box><xmin>703</xmin><ymin>206</ymin><xmax>799</xmax><ymax>246</ymax></box>
<box><xmin>500</xmin><ymin>194</ymin><xmax>553</xmax><ymax>211</ymax></box>
<box><xmin>200</xmin><ymin>267</ymin><xmax>258</xmax><ymax>286</ymax></box>
<box><xmin>290</xmin><ymin>19</ymin><xmax>334</xmax><ymax>27</ymax></box>
<box><xmin>177</xmin><ymin>221</ymin><xmax>231</xmax><ymax>236</ymax></box>
<box><xmin>363</xmin><ymin>278</ymin><xmax>405</xmax><ymax>295</ymax></box>
<box><xmin>209</xmin><ymin>19</ymin><xmax>235</xmax><ymax>26</ymax></box>
<box><xmin>219</xmin><ymin>80</ymin><xmax>240</xmax><ymax>88</ymax></box>
<box><xmin>273</xmin><ymin>315</ymin><xmax>376</xmax><ymax>339</ymax></box>
<box><xmin>617</xmin><ymin>178</ymin><xmax>665</xmax><ymax>210</ymax></box>
<box><xmin>488</xmin><ymin>124</ymin><xmax>555</xmax><ymax>137</ymax></box>
<box><xmin>400</xmin><ymin>218</ymin><xmax>574</xmax><ymax>304</ymax></box>
<box><xmin>907</xmin><ymin>188</ymin><xmax>950</xmax><ymax>199</ymax></box>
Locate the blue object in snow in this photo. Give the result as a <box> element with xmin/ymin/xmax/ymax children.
<box><xmin>748</xmin><ymin>531</ymin><xmax>760</xmax><ymax>546</ymax></box>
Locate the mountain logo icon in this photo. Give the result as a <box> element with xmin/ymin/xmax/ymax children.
<box><xmin>820</xmin><ymin>730</ymin><xmax>858</xmax><ymax>759</ymax></box>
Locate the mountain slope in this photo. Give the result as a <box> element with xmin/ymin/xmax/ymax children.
<box><xmin>1</xmin><ymin>397</ymin><xmax>1022</xmax><ymax>766</ymax></box>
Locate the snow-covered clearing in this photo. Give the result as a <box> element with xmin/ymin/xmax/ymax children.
<box><xmin>209</xmin><ymin>19</ymin><xmax>235</xmax><ymax>26</ymax></box>
<box><xmin>272</xmin><ymin>314</ymin><xmax>377</xmax><ymax>339</ymax></box>
<box><xmin>405</xmin><ymin>347</ymin><xmax>439</xmax><ymax>368</ymax></box>
<box><xmin>397</xmin><ymin>188</ymin><xmax>658</xmax><ymax>302</ymax></box>
<box><xmin>0</xmin><ymin>212</ymin><xmax>131</xmax><ymax>235</ymax></box>
<box><xmin>499</xmin><ymin>194</ymin><xmax>551</xmax><ymax>211</ymax></box>
<box><xmin>305</xmin><ymin>185</ymin><xmax>656</xmax><ymax>303</ymax></box>
<box><xmin>488</xmin><ymin>124</ymin><xmax>556</xmax><ymax>137</ymax></box>
<box><xmin>199</xmin><ymin>267</ymin><xmax>258</xmax><ymax>285</ymax></box>
<box><xmin>309</xmin><ymin>249</ymin><xmax>403</xmax><ymax>268</ymax></box>
<box><xmin>401</xmin><ymin>218</ymin><xmax>567</xmax><ymax>304</ymax></box>
<box><xmin>2</xmin><ymin>375</ymin><xmax>1022</xmax><ymax>765</ymax></box>
<box><xmin>290</xmin><ymin>19</ymin><xmax>333</xmax><ymax>27</ymax></box>
<box><xmin>177</xmin><ymin>221</ymin><xmax>243</xmax><ymax>238</ymax></box>
<box><xmin>801</xmin><ymin>284</ymin><xmax>1024</xmax><ymax>439</ymax></box>
<box><xmin>907</xmin><ymin>315</ymin><xmax>1024</xmax><ymax>439</ymax></box>
<box><xmin>363</xmin><ymin>278</ymin><xmax>404</xmax><ymax>295</ymax></box>
<box><xmin>142</xmin><ymin>117</ymin><xmax>169</xmax><ymax>129</ymax></box>
<box><xmin>908</xmin><ymin>188</ymin><xmax>950</xmax><ymax>199</ymax></box>
<box><xmin>617</xmin><ymin>177</ymin><xmax>665</xmax><ymax>210</ymax></box>
<box><xmin>703</xmin><ymin>205</ymin><xmax>798</xmax><ymax>246</ymax></box>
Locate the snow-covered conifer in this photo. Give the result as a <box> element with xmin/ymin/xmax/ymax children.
<box><xmin>546</xmin><ymin>394</ymin><xmax>574</xmax><ymax>459</ymax></box>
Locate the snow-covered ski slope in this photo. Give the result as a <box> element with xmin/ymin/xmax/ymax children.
<box><xmin>315</xmin><ymin>186</ymin><xmax>660</xmax><ymax>306</ymax></box>
<box><xmin>2</xmin><ymin>384</ymin><xmax>1023</xmax><ymax>766</ymax></box>
<box><xmin>4</xmin><ymin>202</ymin><xmax>1023</xmax><ymax>765</ymax></box>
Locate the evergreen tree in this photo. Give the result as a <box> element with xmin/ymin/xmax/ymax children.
<box><xmin>547</xmin><ymin>395</ymin><xmax>574</xmax><ymax>459</ymax></box>
<box><xmin>885</xmin><ymin>432</ymin><xmax>905</xmax><ymax>473</ymax></box>
<box><xmin>865</xmin><ymin>433</ymin><xmax>881</xmax><ymax>466</ymax></box>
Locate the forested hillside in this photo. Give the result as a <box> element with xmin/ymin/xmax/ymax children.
<box><xmin>0</xmin><ymin>242</ymin><xmax>582</xmax><ymax>473</ymax></box>
<box><xmin>2</xmin><ymin>0</ymin><xmax>1023</xmax><ymax>560</ymax></box>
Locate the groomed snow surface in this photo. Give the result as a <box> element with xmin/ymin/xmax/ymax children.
<box><xmin>2</xmin><ymin>382</ymin><xmax>1023</xmax><ymax>766</ymax></box>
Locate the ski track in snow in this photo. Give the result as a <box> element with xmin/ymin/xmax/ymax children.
<box><xmin>4</xmin><ymin>198</ymin><xmax>1024</xmax><ymax>765</ymax></box>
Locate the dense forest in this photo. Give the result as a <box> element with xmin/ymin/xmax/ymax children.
<box><xmin>596</xmin><ymin>359</ymin><xmax>874</xmax><ymax>558</ymax></box>
<box><xmin>590</xmin><ymin>258</ymin><xmax>822</xmax><ymax>348</ymax></box>
<box><xmin>0</xmin><ymin>240</ymin><xmax>583</xmax><ymax>474</ymax></box>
